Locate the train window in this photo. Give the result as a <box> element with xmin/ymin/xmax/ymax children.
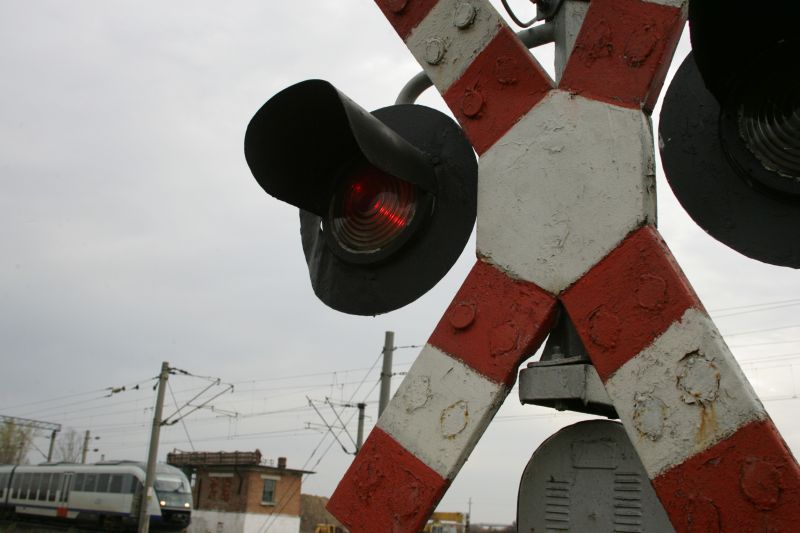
<box><xmin>84</xmin><ymin>473</ymin><xmax>97</xmax><ymax>492</ymax></box>
<box><xmin>10</xmin><ymin>473</ymin><xmax>21</xmax><ymax>498</ymax></box>
<box><xmin>22</xmin><ymin>473</ymin><xmax>33</xmax><ymax>499</ymax></box>
<box><xmin>37</xmin><ymin>473</ymin><xmax>50</xmax><ymax>501</ymax></box>
<box><xmin>97</xmin><ymin>473</ymin><xmax>110</xmax><ymax>493</ymax></box>
<box><xmin>48</xmin><ymin>474</ymin><xmax>59</xmax><ymax>501</ymax></box>
<box><xmin>109</xmin><ymin>474</ymin><xmax>123</xmax><ymax>493</ymax></box>
<box><xmin>74</xmin><ymin>473</ymin><xmax>85</xmax><ymax>491</ymax></box>
<box><xmin>28</xmin><ymin>473</ymin><xmax>36</xmax><ymax>499</ymax></box>
<box><xmin>120</xmin><ymin>474</ymin><xmax>133</xmax><ymax>494</ymax></box>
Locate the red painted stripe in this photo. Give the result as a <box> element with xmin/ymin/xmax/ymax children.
<box><xmin>653</xmin><ymin>418</ymin><xmax>800</xmax><ymax>533</ymax></box>
<box><xmin>443</xmin><ymin>27</ymin><xmax>554</xmax><ymax>155</ymax></box>
<box><xmin>428</xmin><ymin>259</ymin><xmax>557</xmax><ymax>386</ymax></box>
<box><xmin>559</xmin><ymin>0</ymin><xmax>686</xmax><ymax>111</ymax></box>
<box><xmin>327</xmin><ymin>427</ymin><xmax>448</xmax><ymax>533</ymax></box>
<box><xmin>374</xmin><ymin>0</ymin><xmax>439</xmax><ymax>41</ymax></box>
<box><xmin>561</xmin><ymin>225</ymin><xmax>702</xmax><ymax>381</ymax></box>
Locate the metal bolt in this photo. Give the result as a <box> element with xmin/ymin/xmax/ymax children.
<box><xmin>453</xmin><ymin>2</ymin><xmax>477</xmax><ymax>29</ymax></box>
<box><xmin>385</xmin><ymin>0</ymin><xmax>408</xmax><ymax>14</ymax></box>
<box><xmin>461</xmin><ymin>88</ymin><xmax>484</xmax><ymax>118</ymax></box>
<box><xmin>632</xmin><ymin>394</ymin><xmax>667</xmax><ymax>441</ymax></box>
<box><xmin>440</xmin><ymin>400</ymin><xmax>469</xmax><ymax>438</ymax></box>
<box><xmin>424</xmin><ymin>38</ymin><xmax>446</xmax><ymax>65</ymax></box>
<box><xmin>587</xmin><ymin>307</ymin><xmax>621</xmax><ymax>349</ymax></box>
<box><xmin>449</xmin><ymin>302</ymin><xmax>476</xmax><ymax>329</ymax></box>
<box><xmin>676</xmin><ymin>351</ymin><xmax>720</xmax><ymax>406</ymax></box>
<box><xmin>741</xmin><ymin>458</ymin><xmax>782</xmax><ymax>510</ymax></box>
<box><xmin>635</xmin><ymin>274</ymin><xmax>667</xmax><ymax>310</ymax></box>
<box><xmin>490</xmin><ymin>322</ymin><xmax>518</xmax><ymax>356</ymax></box>
<box><xmin>403</xmin><ymin>376</ymin><xmax>432</xmax><ymax>414</ymax></box>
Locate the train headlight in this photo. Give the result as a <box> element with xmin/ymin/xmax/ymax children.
<box><xmin>184</xmin><ymin>502</ymin><xmax>191</xmax><ymax>508</ymax></box>
<box><xmin>159</xmin><ymin>500</ymin><xmax>166</xmax><ymax>507</ymax></box>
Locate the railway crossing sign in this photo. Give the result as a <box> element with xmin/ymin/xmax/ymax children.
<box><xmin>311</xmin><ymin>1</ymin><xmax>800</xmax><ymax>531</ymax></box>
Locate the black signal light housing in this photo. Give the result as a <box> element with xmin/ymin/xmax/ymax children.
<box><xmin>245</xmin><ymin>80</ymin><xmax>478</xmax><ymax>315</ymax></box>
<box><xmin>659</xmin><ymin>1</ymin><xmax>800</xmax><ymax>268</ymax></box>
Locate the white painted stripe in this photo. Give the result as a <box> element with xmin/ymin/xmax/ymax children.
<box><xmin>605</xmin><ymin>308</ymin><xmax>768</xmax><ymax>478</ymax></box>
<box><xmin>405</xmin><ymin>0</ymin><xmax>503</xmax><ymax>92</ymax></box>
<box><xmin>477</xmin><ymin>90</ymin><xmax>656</xmax><ymax>294</ymax></box>
<box><xmin>643</xmin><ymin>0</ymin><xmax>687</xmax><ymax>9</ymax></box>
<box><xmin>377</xmin><ymin>344</ymin><xmax>507</xmax><ymax>480</ymax></box>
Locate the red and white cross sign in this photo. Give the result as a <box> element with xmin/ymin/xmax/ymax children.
<box><xmin>326</xmin><ymin>1</ymin><xmax>800</xmax><ymax>531</ymax></box>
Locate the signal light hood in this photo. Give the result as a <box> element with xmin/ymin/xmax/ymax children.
<box><xmin>245</xmin><ymin>80</ymin><xmax>436</xmax><ymax>217</ymax></box>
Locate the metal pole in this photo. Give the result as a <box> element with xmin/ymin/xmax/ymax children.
<box><xmin>81</xmin><ymin>430</ymin><xmax>90</xmax><ymax>464</ymax></box>
<box><xmin>138</xmin><ymin>361</ymin><xmax>170</xmax><ymax>533</ymax></box>
<box><xmin>378</xmin><ymin>331</ymin><xmax>394</xmax><ymax>417</ymax></box>
<box><xmin>47</xmin><ymin>430</ymin><xmax>58</xmax><ymax>462</ymax></box>
<box><xmin>356</xmin><ymin>403</ymin><xmax>366</xmax><ymax>452</ymax></box>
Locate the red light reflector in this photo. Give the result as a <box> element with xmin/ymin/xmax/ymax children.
<box><xmin>329</xmin><ymin>164</ymin><xmax>418</xmax><ymax>254</ymax></box>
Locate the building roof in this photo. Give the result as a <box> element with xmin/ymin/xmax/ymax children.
<box><xmin>166</xmin><ymin>450</ymin><xmax>314</xmax><ymax>475</ymax></box>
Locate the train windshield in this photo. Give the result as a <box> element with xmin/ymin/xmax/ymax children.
<box><xmin>154</xmin><ymin>475</ymin><xmax>192</xmax><ymax>509</ymax></box>
<box><xmin>154</xmin><ymin>476</ymin><xmax>191</xmax><ymax>494</ymax></box>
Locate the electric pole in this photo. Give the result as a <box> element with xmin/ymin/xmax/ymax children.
<box><xmin>80</xmin><ymin>430</ymin><xmax>99</xmax><ymax>464</ymax></box>
<box><xmin>378</xmin><ymin>331</ymin><xmax>394</xmax><ymax>417</ymax></box>
<box><xmin>81</xmin><ymin>430</ymin><xmax>90</xmax><ymax>464</ymax></box>
<box><xmin>356</xmin><ymin>402</ymin><xmax>366</xmax><ymax>452</ymax></box>
<box><xmin>138</xmin><ymin>361</ymin><xmax>170</xmax><ymax>533</ymax></box>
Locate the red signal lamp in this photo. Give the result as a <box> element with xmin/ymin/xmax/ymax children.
<box><xmin>245</xmin><ymin>80</ymin><xmax>477</xmax><ymax>315</ymax></box>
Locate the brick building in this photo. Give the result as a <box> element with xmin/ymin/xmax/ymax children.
<box><xmin>167</xmin><ymin>450</ymin><xmax>312</xmax><ymax>533</ymax></box>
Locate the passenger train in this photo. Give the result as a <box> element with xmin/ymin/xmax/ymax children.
<box><xmin>0</xmin><ymin>461</ymin><xmax>192</xmax><ymax>530</ymax></box>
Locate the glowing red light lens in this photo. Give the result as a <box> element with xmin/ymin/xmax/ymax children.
<box><xmin>329</xmin><ymin>164</ymin><xmax>418</xmax><ymax>253</ymax></box>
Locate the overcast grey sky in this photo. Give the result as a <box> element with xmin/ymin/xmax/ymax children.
<box><xmin>1</xmin><ymin>1</ymin><xmax>799</xmax><ymax>525</ymax></box>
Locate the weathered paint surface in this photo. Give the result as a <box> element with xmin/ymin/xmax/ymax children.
<box><xmin>559</xmin><ymin>0</ymin><xmax>687</xmax><ymax>111</ymax></box>
<box><xmin>477</xmin><ymin>91</ymin><xmax>656</xmax><ymax>294</ymax></box>
<box><xmin>653</xmin><ymin>419</ymin><xmax>800</xmax><ymax>533</ymax></box>
<box><xmin>373</xmin><ymin>0</ymin><xmax>438</xmax><ymax>40</ymax></box>
<box><xmin>327</xmin><ymin>0</ymin><xmax>800</xmax><ymax>530</ymax></box>
<box><xmin>377</xmin><ymin>344</ymin><xmax>506</xmax><ymax>479</ymax></box>
<box><xmin>606</xmin><ymin>308</ymin><xmax>767</xmax><ymax>477</ymax></box>
<box><xmin>443</xmin><ymin>26</ymin><xmax>553</xmax><ymax>154</ymax></box>
<box><xmin>405</xmin><ymin>0</ymin><xmax>503</xmax><ymax>92</ymax></box>
<box><xmin>562</xmin><ymin>226</ymin><xmax>701</xmax><ymax>381</ymax></box>
<box><xmin>326</xmin><ymin>426</ymin><xmax>448</xmax><ymax>533</ymax></box>
<box><xmin>428</xmin><ymin>259</ymin><xmax>557</xmax><ymax>386</ymax></box>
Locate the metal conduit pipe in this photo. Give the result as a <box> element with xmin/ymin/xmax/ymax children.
<box><xmin>395</xmin><ymin>22</ymin><xmax>556</xmax><ymax>105</ymax></box>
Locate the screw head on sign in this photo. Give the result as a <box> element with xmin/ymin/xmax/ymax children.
<box><xmin>385</xmin><ymin>0</ymin><xmax>409</xmax><ymax>14</ymax></box>
<box><xmin>489</xmin><ymin>322</ymin><xmax>519</xmax><ymax>356</ymax></box>
<box><xmin>453</xmin><ymin>2</ymin><xmax>477</xmax><ymax>29</ymax></box>
<box><xmin>461</xmin><ymin>89</ymin><xmax>484</xmax><ymax>118</ymax></box>
<box><xmin>448</xmin><ymin>302</ymin><xmax>477</xmax><ymax>329</ymax></box>
<box><xmin>425</xmin><ymin>38</ymin><xmax>447</xmax><ymax>65</ymax></box>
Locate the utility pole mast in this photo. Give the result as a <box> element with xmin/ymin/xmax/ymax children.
<box><xmin>81</xmin><ymin>430</ymin><xmax>90</xmax><ymax>464</ymax></box>
<box><xmin>355</xmin><ymin>402</ymin><xmax>366</xmax><ymax>452</ymax></box>
<box><xmin>378</xmin><ymin>331</ymin><xmax>394</xmax><ymax>417</ymax></box>
<box><xmin>138</xmin><ymin>361</ymin><xmax>170</xmax><ymax>533</ymax></box>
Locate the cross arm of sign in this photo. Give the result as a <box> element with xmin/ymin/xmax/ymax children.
<box><xmin>326</xmin><ymin>1</ymin><xmax>800</xmax><ymax>532</ymax></box>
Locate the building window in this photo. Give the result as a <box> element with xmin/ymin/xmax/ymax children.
<box><xmin>261</xmin><ymin>478</ymin><xmax>276</xmax><ymax>505</ymax></box>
